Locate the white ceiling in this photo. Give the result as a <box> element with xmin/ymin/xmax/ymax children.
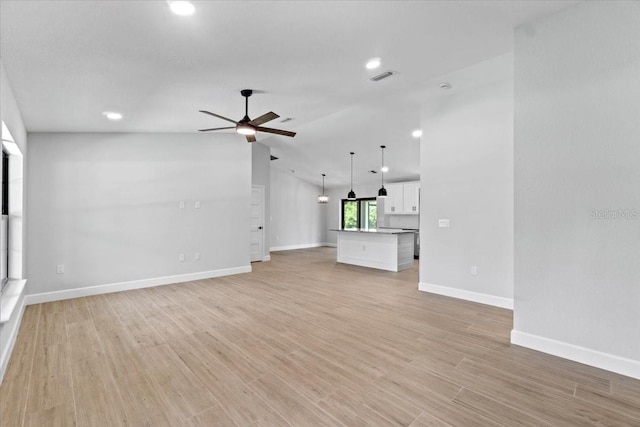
<box><xmin>0</xmin><ymin>0</ymin><xmax>577</xmax><ymax>188</ymax></box>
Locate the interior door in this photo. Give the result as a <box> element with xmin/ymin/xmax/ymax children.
<box><xmin>250</xmin><ymin>185</ymin><xmax>264</xmax><ymax>262</ymax></box>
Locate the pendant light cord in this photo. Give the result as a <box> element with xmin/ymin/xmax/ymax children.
<box><xmin>350</xmin><ymin>152</ymin><xmax>354</xmax><ymax>191</ymax></box>
<box><xmin>381</xmin><ymin>146</ymin><xmax>385</xmax><ymax>188</ymax></box>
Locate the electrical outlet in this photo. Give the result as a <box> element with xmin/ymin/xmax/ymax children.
<box><xmin>178</xmin><ymin>253</ymin><xmax>185</xmax><ymax>262</ymax></box>
<box><xmin>179</xmin><ymin>200</ymin><xmax>185</xmax><ymax>209</ymax></box>
<box><xmin>56</xmin><ymin>264</ymin><xmax>65</xmax><ymax>274</ymax></box>
<box><xmin>438</xmin><ymin>219</ymin><xmax>450</xmax><ymax>228</ymax></box>
<box><xmin>195</xmin><ymin>252</ymin><xmax>200</xmax><ymax>260</ymax></box>
<box><xmin>471</xmin><ymin>266</ymin><xmax>478</xmax><ymax>276</ymax></box>
<box><xmin>195</xmin><ymin>201</ymin><xmax>201</xmax><ymax>209</ymax></box>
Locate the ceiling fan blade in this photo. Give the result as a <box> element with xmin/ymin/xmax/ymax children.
<box><xmin>249</xmin><ymin>111</ymin><xmax>279</xmax><ymax>126</ymax></box>
<box><xmin>198</xmin><ymin>126</ymin><xmax>236</xmax><ymax>132</ymax></box>
<box><xmin>199</xmin><ymin>110</ymin><xmax>238</xmax><ymax>124</ymax></box>
<box><xmin>256</xmin><ymin>126</ymin><xmax>296</xmax><ymax>138</ymax></box>
<box><xmin>246</xmin><ymin>134</ymin><xmax>257</xmax><ymax>143</ymax></box>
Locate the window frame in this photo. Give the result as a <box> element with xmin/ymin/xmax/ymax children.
<box><xmin>2</xmin><ymin>150</ymin><xmax>8</xmax><ymax>216</ymax></box>
<box><xmin>341</xmin><ymin>197</ymin><xmax>377</xmax><ymax>229</ymax></box>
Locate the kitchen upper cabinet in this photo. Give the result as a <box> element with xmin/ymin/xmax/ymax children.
<box><xmin>384</xmin><ymin>183</ymin><xmax>404</xmax><ymax>214</ymax></box>
<box><xmin>382</xmin><ymin>181</ymin><xmax>420</xmax><ymax>215</ymax></box>
<box><xmin>403</xmin><ymin>182</ymin><xmax>420</xmax><ymax>214</ymax></box>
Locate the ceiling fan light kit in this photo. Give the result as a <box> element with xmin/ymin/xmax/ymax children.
<box><xmin>236</xmin><ymin>123</ymin><xmax>256</xmax><ymax>136</ymax></box>
<box><xmin>199</xmin><ymin>89</ymin><xmax>296</xmax><ymax>142</ymax></box>
<box><xmin>318</xmin><ymin>174</ymin><xmax>329</xmax><ymax>204</ymax></box>
<box><xmin>347</xmin><ymin>152</ymin><xmax>357</xmax><ymax>200</ymax></box>
<box><xmin>378</xmin><ymin>145</ymin><xmax>387</xmax><ymax>198</ymax></box>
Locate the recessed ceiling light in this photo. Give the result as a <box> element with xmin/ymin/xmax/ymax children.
<box><xmin>412</xmin><ymin>129</ymin><xmax>422</xmax><ymax>138</ymax></box>
<box><xmin>103</xmin><ymin>111</ymin><xmax>122</xmax><ymax>120</ymax></box>
<box><xmin>366</xmin><ymin>57</ymin><xmax>381</xmax><ymax>70</ymax></box>
<box><xmin>169</xmin><ymin>1</ymin><xmax>195</xmax><ymax>16</ymax></box>
<box><xmin>381</xmin><ymin>166</ymin><xmax>389</xmax><ymax>173</ymax></box>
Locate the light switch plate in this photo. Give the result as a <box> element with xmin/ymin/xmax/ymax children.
<box><xmin>438</xmin><ymin>219</ymin><xmax>450</xmax><ymax>228</ymax></box>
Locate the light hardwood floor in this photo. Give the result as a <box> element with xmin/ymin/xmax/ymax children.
<box><xmin>1</xmin><ymin>247</ymin><xmax>639</xmax><ymax>426</ymax></box>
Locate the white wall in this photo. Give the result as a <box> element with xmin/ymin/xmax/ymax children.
<box><xmin>0</xmin><ymin>62</ymin><xmax>28</xmax><ymax>382</ymax></box>
<box><xmin>0</xmin><ymin>64</ymin><xmax>27</xmax><ymax>158</ymax></box>
<box><xmin>27</xmin><ymin>133</ymin><xmax>251</xmax><ymax>297</ymax></box>
<box><xmin>419</xmin><ymin>59</ymin><xmax>514</xmax><ymax>309</ymax></box>
<box><xmin>251</xmin><ymin>142</ymin><xmax>271</xmax><ymax>260</ymax></box>
<box><xmin>270</xmin><ymin>167</ymin><xmax>325</xmax><ymax>250</ymax></box>
<box><xmin>513</xmin><ymin>1</ymin><xmax>640</xmax><ymax>378</ymax></box>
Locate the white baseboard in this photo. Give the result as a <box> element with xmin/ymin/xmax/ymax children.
<box><xmin>323</xmin><ymin>243</ymin><xmax>337</xmax><ymax>248</ymax></box>
<box><xmin>263</xmin><ymin>255</ymin><xmax>271</xmax><ymax>262</ymax></box>
<box><xmin>270</xmin><ymin>243</ymin><xmax>325</xmax><ymax>252</ymax></box>
<box><xmin>418</xmin><ymin>282</ymin><xmax>513</xmax><ymax>310</ymax></box>
<box><xmin>25</xmin><ymin>266</ymin><xmax>252</xmax><ymax>305</ymax></box>
<box><xmin>511</xmin><ymin>330</ymin><xmax>640</xmax><ymax>380</ymax></box>
<box><xmin>0</xmin><ymin>294</ymin><xmax>26</xmax><ymax>384</ymax></box>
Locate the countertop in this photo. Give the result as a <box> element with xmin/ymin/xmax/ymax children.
<box><xmin>331</xmin><ymin>228</ymin><xmax>416</xmax><ymax>234</ymax></box>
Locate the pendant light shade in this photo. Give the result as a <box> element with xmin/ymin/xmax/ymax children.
<box><xmin>378</xmin><ymin>145</ymin><xmax>387</xmax><ymax>198</ymax></box>
<box><xmin>347</xmin><ymin>152</ymin><xmax>356</xmax><ymax>200</ymax></box>
<box><xmin>318</xmin><ymin>174</ymin><xmax>329</xmax><ymax>204</ymax></box>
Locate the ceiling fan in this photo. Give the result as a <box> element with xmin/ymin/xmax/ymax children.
<box><xmin>199</xmin><ymin>89</ymin><xmax>296</xmax><ymax>142</ymax></box>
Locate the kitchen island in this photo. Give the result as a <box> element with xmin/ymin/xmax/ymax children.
<box><xmin>331</xmin><ymin>228</ymin><xmax>415</xmax><ymax>272</ymax></box>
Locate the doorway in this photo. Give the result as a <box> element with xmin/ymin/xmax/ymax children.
<box><xmin>250</xmin><ymin>185</ymin><xmax>265</xmax><ymax>262</ymax></box>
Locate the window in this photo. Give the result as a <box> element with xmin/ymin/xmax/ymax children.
<box><xmin>2</xmin><ymin>151</ymin><xmax>8</xmax><ymax>215</ymax></box>
<box><xmin>341</xmin><ymin>198</ymin><xmax>377</xmax><ymax>229</ymax></box>
<box><xmin>1</xmin><ymin>149</ymin><xmax>9</xmax><ymax>291</ymax></box>
<box><xmin>1</xmin><ymin>120</ymin><xmax>24</xmax><ymax>295</ymax></box>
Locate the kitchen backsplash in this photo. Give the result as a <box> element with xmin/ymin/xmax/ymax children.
<box><xmin>376</xmin><ymin>198</ymin><xmax>420</xmax><ymax>229</ymax></box>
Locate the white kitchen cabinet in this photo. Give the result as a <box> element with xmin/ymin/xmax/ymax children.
<box><xmin>403</xmin><ymin>182</ymin><xmax>420</xmax><ymax>214</ymax></box>
<box><xmin>383</xmin><ymin>181</ymin><xmax>420</xmax><ymax>215</ymax></box>
<box><xmin>383</xmin><ymin>183</ymin><xmax>404</xmax><ymax>214</ymax></box>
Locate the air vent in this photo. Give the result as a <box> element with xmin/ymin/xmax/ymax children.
<box><xmin>270</xmin><ymin>155</ymin><xmax>279</xmax><ymax>161</ymax></box>
<box><xmin>368</xmin><ymin>170</ymin><xmax>378</xmax><ymax>174</ymax></box>
<box><xmin>280</xmin><ymin>117</ymin><xmax>294</xmax><ymax>123</ymax></box>
<box><xmin>370</xmin><ymin>71</ymin><xmax>396</xmax><ymax>82</ymax></box>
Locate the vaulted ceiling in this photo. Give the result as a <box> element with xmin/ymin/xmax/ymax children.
<box><xmin>0</xmin><ymin>0</ymin><xmax>577</xmax><ymax>187</ymax></box>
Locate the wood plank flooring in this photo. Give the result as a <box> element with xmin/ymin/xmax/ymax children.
<box><xmin>1</xmin><ymin>247</ymin><xmax>639</xmax><ymax>426</ymax></box>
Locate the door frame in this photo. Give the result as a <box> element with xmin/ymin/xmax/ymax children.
<box><xmin>251</xmin><ymin>185</ymin><xmax>266</xmax><ymax>262</ymax></box>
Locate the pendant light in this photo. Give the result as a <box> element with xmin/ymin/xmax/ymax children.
<box><xmin>318</xmin><ymin>174</ymin><xmax>329</xmax><ymax>204</ymax></box>
<box><xmin>347</xmin><ymin>152</ymin><xmax>356</xmax><ymax>200</ymax></box>
<box><xmin>378</xmin><ymin>145</ymin><xmax>387</xmax><ymax>198</ymax></box>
